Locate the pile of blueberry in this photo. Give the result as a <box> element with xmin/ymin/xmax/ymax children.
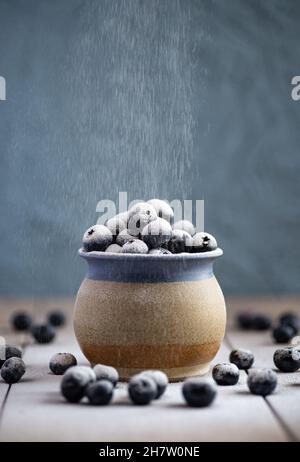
<box><xmin>82</xmin><ymin>199</ymin><xmax>218</xmax><ymax>255</ymax></box>
<box><xmin>11</xmin><ymin>309</ymin><xmax>66</xmax><ymax>344</ymax></box>
<box><xmin>237</xmin><ymin>310</ymin><xmax>300</xmax><ymax>344</ymax></box>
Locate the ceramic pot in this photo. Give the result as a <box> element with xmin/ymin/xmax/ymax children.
<box><xmin>74</xmin><ymin>248</ymin><xmax>226</xmax><ymax>381</ymax></box>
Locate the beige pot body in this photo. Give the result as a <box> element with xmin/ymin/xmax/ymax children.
<box><xmin>74</xmin><ymin>276</ymin><xmax>226</xmax><ymax>381</ymax></box>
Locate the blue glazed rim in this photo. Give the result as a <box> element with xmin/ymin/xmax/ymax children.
<box><xmin>79</xmin><ymin>247</ymin><xmax>223</xmax><ymax>283</ymax></box>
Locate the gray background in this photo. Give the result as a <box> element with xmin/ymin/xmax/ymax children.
<box><xmin>0</xmin><ymin>0</ymin><xmax>299</xmax><ymax>297</ymax></box>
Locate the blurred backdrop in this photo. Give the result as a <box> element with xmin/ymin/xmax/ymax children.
<box><xmin>0</xmin><ymin>0</ymin><xmax>299</xmax><ymax>296</ymax></box>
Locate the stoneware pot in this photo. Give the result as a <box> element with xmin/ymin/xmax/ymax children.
<box><xmin>74</xmin><ymin>248</ymin><xmax>226</xmax><ymax>381</ymax></box>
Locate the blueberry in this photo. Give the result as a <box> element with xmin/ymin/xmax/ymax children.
<box><xmin>105</xmin><ymin>243</ymin><xmax>122</xmax><ymax>253</ymax></box>
<box><xmin>141</xmin><ymin>218</ymin><xmax>172</xmax><ymax>249</ymax></box>
<box><xmin>229</xmin><ymin>349</ymin><xmax>254</xmax><ymax>370</ymax></box>
<box><xmin>82</xmin><ymin>225</ymin><xmax>113</xmax><ymax>252</ymax></box>
<box><xmin>0</xmin><ymin>344</ymin><xmax>22</xmax><ymax>368</ymax></box>
<box><xmin>272</xmin><ymin>324</ymin><xmax>294</xmax><ymax>343</ymax></box>
<box><xmin>212</xmin><ymin>363</ymin><xmax>240</xmax><ymax>386</ymax></box>
<box><xmin>93</xmin><ymin>364</ymin><xmax>119</xmax><ymax>386</ymax></box>
<box><xmin>1</xmin><ymin>357</ymin><xmax>26</xmax><ymax>384</ymax></box>
<box><xmin>182</xmin><ymin>379</ymin><xmax>216</xmax><ymax>407</ymax></box>
<box><xmin>247</xmin><ymin>369</ymin><xmax>277</xmax><ymax>396</ymax></box>
<box><xmin>279</xmin><ymin>312</ymin><xmax>300</xmax><ymax>334</ymax></box>
<box><xmin>48</xmin><ymin>310</ymin><xmax>66</xmax><ymax>327</ymax></box>
<box><xmin>237</xmin><ymin>311</ymin><xmax>256</xmax><ymax>330</ymax></box>
<box><xmin>140</xmin><ymin>370</ymin><xmax>168</xmax><ymax>398</ymax></box>
<box><xmin>61</xmin><ymin>366</ymin><xmax>96</xmax><ymax>403</ymax></box>
<box><xmin>167</xmin><ymin>230</ymin><xmax>193</xmax><ymax>254</ymax></box>
<box><xmin>128</xmin><ymin>374</ymin><xmax>157</xmax><ymax>405</ymax></box>
<box><xmin>252</xmin><ymin>314</ymin><xmax>272</xmax><ymax>331</ymax></box>
<box><xmin>106</xmin><ymin>212</ymin><xmax>128</xmax><ymax>235</ymax></box>
<box><xmin>85</xmin><ymin>380</ymin><xmax>114</xmax><ymax>405</ymax></box>
<box><xmin>31</xmin><ymin>324</ymin><xmax>56</xmax><ymax>344</ymax></box>
<box><xmin>11</xmin><ymin>312</ymin><xmax>32</xmax><ymax>331</ymax></box>
<box><xmin>121</xmin><ymin>239</ymin><xmax>148</xmax><ymax>254</ymax></box>
<box><xmin>147</xmin><ymin>199</ymin><xmax>174</xmax><ymax>223</ymax></box>
<box><xmin>192</xmin><ymin>232</ymin><xmax>217</xmax><ymax>253</ymax></box>
<box><xmin>49</xmin><ymin>353</ymin><xmax>77</xmax><ymax>375</ymax></box>
<box><xmin>116</xmin><ymin>229</ymin><xmax>138</xmax><ymax>247</ymax></box>
<box><xmin>128</xmin><ymin>202</ymin><xmax>157</xmax><ymax>237</ymax></box>
<box><xmin>273</xmin><ymin>347</ymin><xmax>300</xmax><ymax>372</ymax></box>
<box><xmin>172</xmin><ymin>220</ymin><xmax>195</xmax><ymax>236</ymax></box>
<box><xmin>149</xmin><ymin>248</ymin><xmax>172</xmax><ymax>255</ymax></box>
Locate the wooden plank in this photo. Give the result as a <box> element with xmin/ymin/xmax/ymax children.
<box><xmin>226</xmin><ymin>299</ymin><xmax>300</xmax><ymax>442</ymax></box>
<box><xmin>0</xmin><ymin>330</ymin><xmax>288</xmax><ymax>442</ymax></box>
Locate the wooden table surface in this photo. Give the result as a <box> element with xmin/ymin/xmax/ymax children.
<box><xmin>0</xmin><ymin>297</ymin><xmax>299</xmax><ymax>442</ymax></box>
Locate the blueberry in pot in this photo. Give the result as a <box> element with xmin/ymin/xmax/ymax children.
<box><xmin>192</xmin><ymin>232</ymin><xmax>217</xmax><ymax>253</ymax></box>
<box><xmin>168</xmin><ymin>229</ymin><xmax>193</xmax><ymax>254</ymax></box>
<box><xmin>106</xmin><ymin>212</ymin><xmax>128</xmax><ymax>235</ymax></box>
<box><xmin>172</xmin><ymin>220</ymin><xmax>195</xmax><ymax>236</ymax></box>
<box><xmin>147</xmin><ymin>199</ymin><xmax>174</xmax><ymax>223</ymax></box>
<box><xmin>149</xmin><ymin>248</ymin><xmax>172</xmax><ymax>255</ymax></box>
<box><xmin>105</xmin><ymin>243</ymin><xmax>122</xmax><ymax>253</ymax></box>
<box><xmin>82</xmin><ymin>225</ymin><xmax>113</xmax><ymax>252</ymax></box>
<box><xmin>128</xmin><ymin>202</ymin><xmax>157</xmax><ymax>237</ymax></box>
<box><xmin>116</xmin><ymin>229</ymin><xmax>138</xmax><ymax>247</ymax></box>
<box><xmin>121</xmin><ymin>239</ymin><xmax>148</xmax><ymax>254</ymax></box>
<box><xmin>141</xmin><ymin>218</ymin><xmax>172</xmax><ymax>249</ymax></box>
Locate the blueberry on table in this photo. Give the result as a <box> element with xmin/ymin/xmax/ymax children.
<box><xmin>93</xmin><ymin>364</ymin><xmax>119</xmax><ymax>386</ymax></box>
<box><xmin>141</xmin><ymin>218</ymin><xmax>172</xmax><ymax>249</ymax></box>
<box><xmin>182</xmin><ymin>379</ymin><xmax>217</xmax><ymax>407</ymax></box>
<box><xmin>1</xmin><ymin>357</ymin><xmax>26</xmax><ymax>383</ymax></box>
<box><xmin>86</xmin><ymin>380</ymin><xmax>114</xmax><ymax>405</ymax></box>
<box><xmin>147</xmin><ymin>199</ymin><xmax>174</xmax><ymax>223</ymax></box>
<box><xmin>11</xmin><ymin>312</ymin><xmax>32</xmax><ymax>331</ymax></box>
<box><xmin>105</xmin><ymin>243</ymin><xmax>122</xmax><ymax>253</ymax></box>
<box><xmin>140</xmin><ymin>370</ymin><xmax>168</xmax><ymax>398</ymax></box>
<box><xmin>212</xmin><ymin>363</ymin><xmax>240</xmax><ymax>386</ymax></box>
<box><xmin>252</xmin><ymin>314</ymin><xmax>272</xmax><ymax>331</ymax></box>
<box><xmin>272</xmin><ymin>324</ymin><xmax>294</xmax><ymax>344</ymax></box>
<box><xmin>121</xmin><ymin>239</ymin><xmax>148</xmax><ymax>254</ymax></box>
<box><xmin>172</xmin><ymin>220</ymin><xmax>195</xmax><ymax>236</ymax></box>
<box><xmin>192</xmin><ymin>232</ymin><xmax>217</xmax><ymax>253</ymax></box>
<box><xmin>0</xmin><ymin>345</ymin><xmax>22</xmax><ymax>368</ymax></box>
<box><xmin>167</xmin><ymin>229</ymin><xmax>193</xmax><ymax>254</ymax></box>
<box><xmin>82</xmin><ymin>225</ymin><xmax>113</xmax><ymax>252</ymax></box>
<box><xmin>229</xmin><ymin>349</ymin><xmax>254</xmax><ymax>370</ymax></box>
<box><xmin>116</xmin><ymin>229</ymin><xmax>138</xmax><ymax>247</ymax></box>
<box><xmin>236</xmin><ymin>311</ymin><xmax>256</xmax><ymax>330</ymax></box>
<box><xmin>149</xmin><ymin>248</ymin><xmax>172</xmax><ymax>255</ymax></box>
<box><xmin>49</xmin><ymin>353</ymin><xmax>77</xmax><ymax>375</ymax></box>
<box><xmin>127</xmin><ymin>202</ymin><xmax>157</xmax><ymax>237</ymax></box>
<box><xmin>128</xmin><ymin>374</ymin><xmax>157</xmax><ymax>405</ymax></box>
<box><xmin>31</xmin><ymin>324</ymin><xmax>56</xmax><ymax>344</ymax></box>
<box><xmin>279</xmin><ymin>312</ymin><xmax>300</xmax><ymax>334</ymax></box>
<box><xmin>61</xmin><ymin>366</ymin><xmax>96</xmax><ymax>403</ymax></box>
<box><xmin>247</xmin><ymin>369</ymin><xmax>277</xmax><ymax>396</ymax></box>
<box><xmin>105</xmin><ymin>212</ymin><xmax>128</xmax><ymax>235</ymax></box>
<box><xmin>273</xmin><ymin>347</ymin><xmax>300</xmax><ymax>372</ymax></box>
<box><xmin>48</xmin><ymin>310</ymin><xmax>66</xmax><ymax>327</ymax></box>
